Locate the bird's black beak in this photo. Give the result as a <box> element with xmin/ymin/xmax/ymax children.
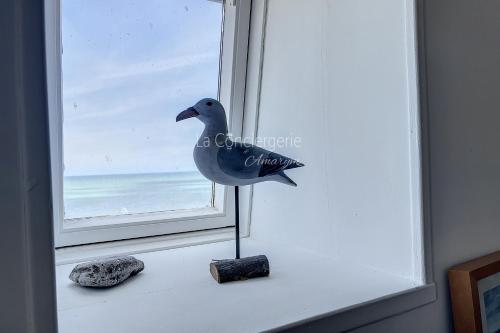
<box><xmin>176</xmin><ymin>107</ymin><xmax>199</xmax><ymax>122</ymax></box>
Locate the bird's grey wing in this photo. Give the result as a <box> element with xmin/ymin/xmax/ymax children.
<box><xmin>217</xmin><ymin>141</ymin><xmax>304</xmax><ymax>179</ymax></box>
<box><xmin>216</xmin><ymin>142</ymin><xmax>265</xmax><ymax>179</ymax></box>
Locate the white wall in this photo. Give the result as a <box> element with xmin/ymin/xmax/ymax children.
<box><xmin>250</xmin><ymin>0</ymin><xmax>422</xmax><ymax>281</ymax></box>
<box><xmin>281</xmin><ymin>0</ymin><xmax>500</xmax><ymax>332</ymax></box>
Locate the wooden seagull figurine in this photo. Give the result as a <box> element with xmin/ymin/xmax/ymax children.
<box><xmin>176</xmin><ymin>98</ymin><xmax>304</xmax><ymax>187</ymax></box>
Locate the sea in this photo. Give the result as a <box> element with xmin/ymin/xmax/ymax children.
<box><xmin>63</xmin><ymin>171</ymin><xmax>213</xmax><ymax>219</ymax></box>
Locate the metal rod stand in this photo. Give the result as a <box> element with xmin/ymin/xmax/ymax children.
<box><xmin>235</xmin><ymin>186</ymin><xmax>240</xmax><ymax>259</ymax></box>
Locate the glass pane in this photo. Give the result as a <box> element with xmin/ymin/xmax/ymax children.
<box><xmin>61</xmin><ymin>0</ymin><xmax>221</xmax><ymax>220</ymax></box>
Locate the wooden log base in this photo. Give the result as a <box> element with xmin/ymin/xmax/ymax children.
<box><xmin>210</xmin><ymin>255</ymin><xmax>270</xmax><ymax>283</ymax></box>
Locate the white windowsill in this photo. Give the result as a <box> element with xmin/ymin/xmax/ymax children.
<box><xmin>55</xmin><ymin>239</ymin><xmax>436</xmax><ymax>333</ymax></box>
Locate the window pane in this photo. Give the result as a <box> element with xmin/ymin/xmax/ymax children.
<box><xmin>61</xmin><ymin>0</ymin><xmax>221</xmax><ymax>220</ymax></box>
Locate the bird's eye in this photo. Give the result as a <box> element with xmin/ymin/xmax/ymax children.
<box><xmin>206</xmin><ymin>102</ymin><xmax>213</xmax><ymax>106</ymax></box>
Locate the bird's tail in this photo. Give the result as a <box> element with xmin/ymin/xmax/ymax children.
<box><xmin>275</xmin><ymin>171</ymin><xmax>297</xmax><ymax>187</ymax></box>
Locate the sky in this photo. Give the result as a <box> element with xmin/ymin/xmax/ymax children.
<box><xmin>62</xmin><ymin>0</ymin><xmax>222</xmax><ymax>176</ymax></box>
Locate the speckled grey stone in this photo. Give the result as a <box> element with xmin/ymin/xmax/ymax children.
<box><xmin>69</xmin><ymin>256</ymin><xmax>144</xmax><ymax>288</ymax></box>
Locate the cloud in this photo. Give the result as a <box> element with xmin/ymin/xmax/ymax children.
<box><xmin>63</xmin><ymin>52</ymin><xmax>217</xmax><ymax>99</ymax></box>
<box><xmin>63</xmin><ymin>77</ymin><xmax>208</xmax><ymax>122</ymax></box>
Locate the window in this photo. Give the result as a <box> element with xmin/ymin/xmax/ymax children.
<box><xmin>45</xmin><ymin>0</ymin><xmax>251</xmax><ymax>247</ymax></box>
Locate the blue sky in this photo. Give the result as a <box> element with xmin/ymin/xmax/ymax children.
<box><xmin>62</xmin><ymin>0</ymin><xmax>222</xmax><ymax>176</ymax></box>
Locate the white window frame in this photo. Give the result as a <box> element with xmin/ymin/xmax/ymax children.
<box><xmin>44</xmin><ymin>0</ymin><xmax>252</xmax><ymax>247</ymax></box>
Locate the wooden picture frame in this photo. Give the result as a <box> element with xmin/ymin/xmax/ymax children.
<box><xmin>449</xmin><ymin>251</ymin><xmax>500</xmax><ymax>333</ymax></box>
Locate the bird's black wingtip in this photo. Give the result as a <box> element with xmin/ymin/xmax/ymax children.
<box><xmin>285</xmin><ymin>160</ymin><xmax>305</xmax><ymax>170</ymax></box>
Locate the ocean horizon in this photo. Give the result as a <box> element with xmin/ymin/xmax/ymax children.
<box><xmin>64</xmin><ymin>171</ymin><xmax>213</xmax><ymax>220</ymax></box>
